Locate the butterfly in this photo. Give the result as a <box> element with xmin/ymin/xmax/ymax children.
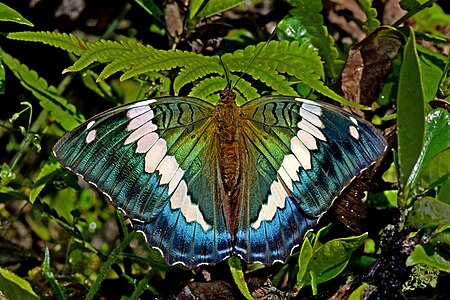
<box><xmin>53</xmin><ymin>88</ymin><xmax>386</xmax><ymax>268</ymax></box>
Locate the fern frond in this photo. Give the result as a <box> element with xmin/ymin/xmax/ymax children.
<box><xmin>189</xmin><ymin>76</ymin><xmax>227</xmax><ymax>101</ymax></box>
<box><xmin>173</xmin><ymin>61</ymin><xmax>224</xmax><ymax>94</ymax></box>
<box><xmin>288</xmin><ymin>0</ymin><xmax>342</xmax><ymax>80</ymax></box>
<box><xmin>359</xmin><ymin>0</ymin><xmax>380</xmax><ymax>33</ymax></box>
<box><xmin>1</xmin><ymin>49</ymin><xmax>83</xmax><ymax>130</ymax></box>
<box><xmin>120</xmin><ymin>50</ymin><xmax>213</xmax><ymax>81</ymax></box>
<box><xmin>233</xmin><ymin>76</ymin><xmax>260</xmax><ymax>105</ymax></box>
<box><xmin>65</xmin><ymin>40</ymin><xmax>146</xmax><ymax>72</ymax></box>
<box><xmin>224</xmin><ymin>41</ymin><xmax>319</xmax><ymax>95</ymax></box>
<box><xmin>7</xmin><ymin>31</ymin><xmax>86</xmax><ymax>56</ymax></box>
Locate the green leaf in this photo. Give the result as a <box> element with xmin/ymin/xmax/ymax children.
<box><xmin>406</xmin><ymin>244</ymin><xmax>450</xmax><ymax>273</ymax></box>
<box><xmin>417</xmin><ymin>47</ymin><xmax>445</xmax><ymax>102</ymax></box>
<box><xmin>194</xmin><ymin>0</ymin><xmax>245</xmax><ymax>19</ymax></box>
<box><xmin>348</xmin><ymin>282</ymin><xmax>370</xmax><ymax>300</ymax></box>
<box><xmin>134</xmin><ymin>0</ymin><xmax>164</xmax><ymax>24</ymax></box>
<box><xmin>297</xmin><ymin>237</ymin><xmax>313</xmax><ymax>284</ymax></box>
<box><xmin>0</xmin><ymin>50</ymin><xmax>83</xmax><ymax>130</ymax></box>
<box><xmin>408</xmin><ymin>109</ymin><xmax>450</xmax><ymax>191</ymax></box>
<box><xmin>438</xmin><ymin>177</ymin><xmax>450</xmax><ymax>204</ymax></box>
<box><xmin>0</xmin><ymin>59</ymin><xmax>5</xmax><ymax>94</ymax></box>
<box><xmin>358</xmin><ymin>0</ymin><xmax>380</xmax><ymax>33</ymax></box>
<box><xmin>0</xmin><ymin>3</ymin><xmax>33</xmax><ymax>26</ymax></box>
<box><xmin>301</xmin><ymin>233</ymin><xmax>368</xmax><ymax>287</ymax></box>
<box><xmin>189</xmin><ymin>0</ymin><xmax>207</xmax><ymax>19</ymax></box>
<box><xmin>0</xmin><ymin>268</ymin><xmax>39</xmax><ymax>300</ymax></box>
<box><xmin>414</xmin><ymin>2</ymin><xmax>450</xmax><ymax>36</ymax></box>
<box><xmin>397</xmin><ymin>28</ymin><xmax>425</xmax><ymax>193</ymax></box>
<box><xmin>228</xmin><ymin>256</ymin><xmax>253</xmax><ymax>300</ymax></box>
<box><xmin>42</xmin><ymin>247</ymin><xmax>66</xmax><ymax>300</ymax></box>
<box><xmin>420</xmin><ymin>148</ymin><xmax>450</xmax><ymax>189</ymax></box>
<box><xmin>29</xmin><ymin>162</ymin><xmax>62</xmax><ymax>204</ymax></box>
<box><xmin>407</xmin><ymin>196</ymin><xmax>450</xmax><ymax>229</ymax></box>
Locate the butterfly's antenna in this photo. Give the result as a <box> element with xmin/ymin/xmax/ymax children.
<box><xmin>232</xmin><ymin>27</ymin><xmax>278</xmax><ymax>91</ymax></box>
<box><xmin>219</xmin><ymin>55</ymin><xmax>233</xmax><ymax>90</ymax></box>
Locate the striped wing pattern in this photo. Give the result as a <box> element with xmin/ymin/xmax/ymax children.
<box><xmin>54</xmin><ymin>96</ymin><xmax>386</xmax><ymax>267</ymax></box>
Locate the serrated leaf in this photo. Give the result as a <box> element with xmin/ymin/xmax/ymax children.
<box><xmin>7</xmin><ymin>31</ymin><xmax>86</xmax><ymax>56</ymax></box>
<box><xmin>407</xmin><ymin>196</ymin><xmax>450</xmax><ymax>229</ymax></box>
<box><xmin>0</xmin><ymin>3</ymin><xmax>33</xmax><ymax>26</ymax></box>
<box><xmin>1</xmin><ymin>50</ymin><xmax>83</xmax><ymax>130</ymax></box>
<box><xmin>406</xmin><ymin>244</ymin><xmax>450</xmax><ymax>273</ymax></box>
<box><xmin>228</xmin><ymin>256</ymin><xmax>253</xmax><ymax>300</ymax></box>
<box><xmin>173</xmin><ymin>61</ymin><xmax>223</xmax><ymax>93</ymax></box>
<box><xmin>279</xmin><ymin>0</ymin><xmax>342</xmax><ymax>80</ymax></box>
<box><xmin>189</xmin><ymin>76</ymin><xmax>227</xmax><ymax>101</ymax></box>
<box><xmin>358</xmin><ymin>0</ymin><xmax>380</xmax><ymax>33</ymax></box>
<box><xmin>0</xmin><ymin>268</ymin><xmax>39</xmax><ymax>300</ymax></box>
<box><xmin>29</xmin><ymin>162</ymin><xmax>62</xmax><ymax>204</ymax></box>
<box><xmin>397</xmin><ymin>28</ymin><xmax>425</xmax><ymax>192</ymax></box>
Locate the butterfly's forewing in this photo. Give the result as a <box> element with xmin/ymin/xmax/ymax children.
<box><xmin>54</xmin><ymin>97</ymin><xmax>234</xmax><ymax>267</ymax></box>
<box><xmin>235</xmin><ymin>97</ymin><xmax>386</xmax><ymax>264</ymax></box>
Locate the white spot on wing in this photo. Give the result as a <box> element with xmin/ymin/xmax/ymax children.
<box><xmin>298</xmin><ymin>119</ymin><xmax>326</xmax><ymax>141</ymax></box>
<box><xmin>349</xmin><ymin>116</ymin><xmax>358</xmax><ymax>125</ymax></box>
<box><xmin>297</xmin><ymin>130</ymin><xmax>317</xmax><ymax>150</ymax></box>
<box><xmin>127</xmin><ymin>106</ymin><xmax>151</xmax><ymax>119</ymax></box>
<box><xmin>87</xmin><ymin>121</ymin><xmax>95</xmax><ymax>129</ymax></box>
<box><xmin>349</xmin><ymin>125</ymin><xmax>360</xmax><ymax>140</ymax></box>
<box><xmin>301</xmin><ymin>103</ymin><xmax>322</xmax><ymax>116</ymax></box>
<box><xmin>291</xmin><ymin>136</ymin><xmax>311</xmax><ymax>170</ymax></box>
<box><xmin>171</xmin><ymin>180</ymin><xmax>210</xmax><ymax>232</ymax></box>
<box><xmin>127</xmin><ymin>110</ymin><xmax>154</xmax><ymax>131</ymax></box>
<box><xmin>300</xmin><ymin>107</ymin><xmax>324</xmax><ymax>128</ymax></box>
<box><xmin>168</xmin><ymin>168</ymin><xmax>184</xmax><ymax>195</ymax></box>
<box><xmin>277</xmin><ymin>167</ymin><xmax>293</xmax><ymax>190</ymax></box>
<box><xmin>86</xmin><ymin>130</ymin><xmax>96</xmax><ymax>144</ymax></box>
<box><xmin>144</xmin><ymin>138</ymin><xmax>167</xmax><ymax>173</ymax></box>
<box><xmin>281</xmin><ymin>154</ymin><xmax>301</xmax><ymax>181</ymax></box>
<box><xmin>124</xmin><ymin>121</ymin><xmax>157</xmax><ymax>144</ymax></box>
<box><xmin>252</xmin><ymin>181</ymin><xmax>289</xmax><ymax>229</ymax></box>
<box><xmin>157</xmin><ymin>156</ymin><xmax>179</xmax><ymax>185</ymax></box>
<box><xmin>136</xmin><ymin>132</ymin><xmax>158</xmax><ymax>153</ymax></box>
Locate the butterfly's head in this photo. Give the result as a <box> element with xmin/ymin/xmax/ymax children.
<box><xmin>220</xmin><ymin>87</ymin><xmax>237</xmax><ymax>104</ymax></box>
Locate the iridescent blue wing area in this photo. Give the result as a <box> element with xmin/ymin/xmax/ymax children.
<box><xmin>53</xmin><ymin>97</ymin><xmax>234</xmax><ymax>267</ymax></box>
<box><xmin>235</xmin><ymin>97</ymin><xmax>386</xmax><ymax>264</ymax></box>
